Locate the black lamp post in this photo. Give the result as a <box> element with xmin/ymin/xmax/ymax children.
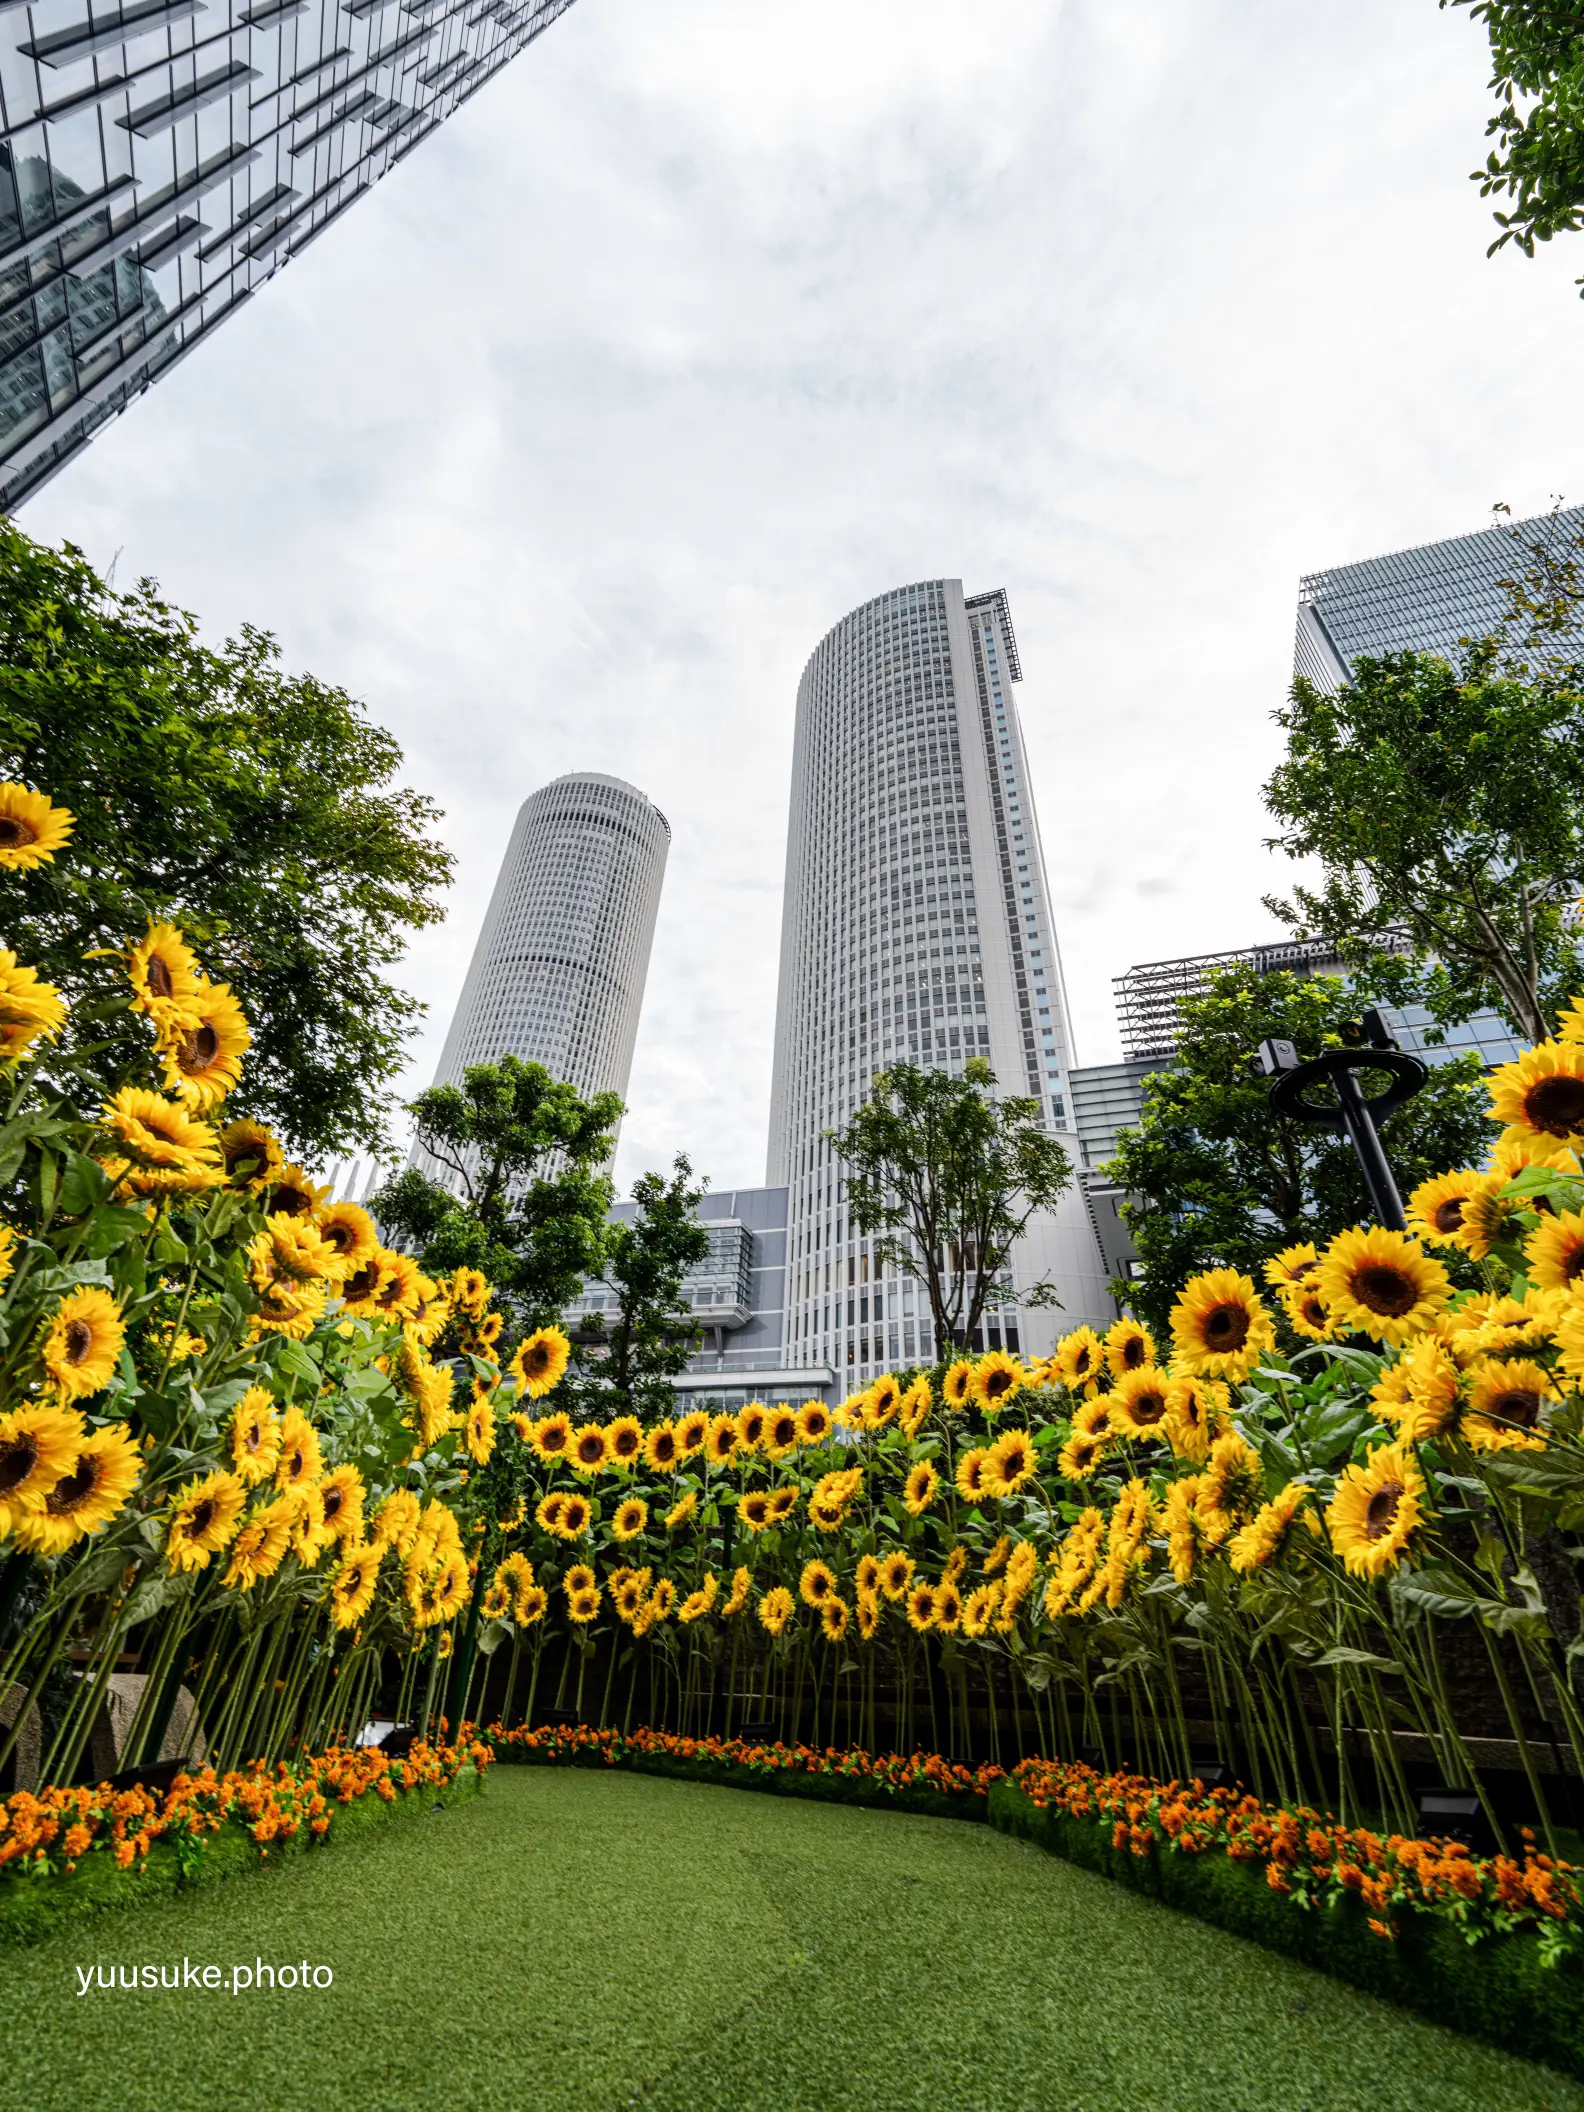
<box><xmin>1255</xmin><ymin>1009</ymin><xmax>1429</xmax><ymax>1232</ymax></box>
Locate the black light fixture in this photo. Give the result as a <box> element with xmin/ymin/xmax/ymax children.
<box><xmin>1255</xmin><ymin>1009</ymin><xmax>1429</xmax><ymax>1232</ymax></box>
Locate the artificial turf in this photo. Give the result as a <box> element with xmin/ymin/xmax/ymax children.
<box><xmin>1</xmin><ymin>1767</ymin><xmax>1578</xmax><ymax>2112</ymax></box>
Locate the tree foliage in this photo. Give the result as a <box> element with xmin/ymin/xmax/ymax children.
<box><xmin>564</xmin><ymin>1157</ymin><xmax>710</xmax><ymax>1423</ymax></box>
<box><xmin>830</xmin><ymin>1059</ymin><xmax>1073</xmax><ymax>1353</ymax></box>
<box><xmin>1264</xmin><ymin>514</ymin><xmax>1584</xmax><ymax>1045</ymax></box>
<box><xmin>371</xmin><ymin>1056</ymin><xmax>620</xmax><ymax>1336</ymax></box>
<box><xmin>1447</xmin><ymin>0</ymin><xmax>1584</xmax><ymax>286</ymax></box>
<box><xmin>1105</xmin><ymin>967</ymin><xmax>1496</xmax><ymax>1335</ymax></box>
<box><xmin>0</xmin><ymin>522</ymin><xmax>453</xmax><ymax>1159</ymax></box>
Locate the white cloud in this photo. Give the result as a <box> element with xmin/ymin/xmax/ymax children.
<box><xmin>23</xmin><ymin>0</ymin><xmax>1584</xmax><ymax>1193</ymax></box>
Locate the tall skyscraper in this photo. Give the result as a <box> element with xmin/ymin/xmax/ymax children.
<box><xmin>0</xmin><ymin>0</ymin><xmax>581</xmax><ymax>507</ymax></box>
<box><xmin>1294</xmin><ymin>504</ymin><xmax>1584</xmax><ymax>689</ymax></box>
<box><xmin>417</xmin><ymin>772</ymin><xmax>668</xmax><ymax>1177</ymax></box>
<box><xmin>767</xmin><ymin>578</ymin><xmax>1112</xmax><ymax>1384</ymax></box>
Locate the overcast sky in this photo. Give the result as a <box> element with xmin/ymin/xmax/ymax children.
<box><xmin>23</xmin><ymin>0</ymin><xmax>1584</xmax><ymax>1195</ymax></box>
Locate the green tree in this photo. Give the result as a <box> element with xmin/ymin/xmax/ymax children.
<box><xmin>1104</xmin><ymin>966</ymin><xmax>1496</xmax><ymax>1334</ymax></box>
<box><xmin>1445</xmin><ymin>1</ymin><xmax>1584</xmax><ymax>288</ymax></box>
<box><xmin>0</xmin><ymin>523</ymin><xmax>452</xmax><ymax>1158</ymax></box>
<box><xmin>564</xmin><ymin>1156</ymin><xmax>710</xmax><ymax>1422</ymax></box>
<box><xmin>1264</xmin><ymin>515</ymin><xmax>1584</xmax><ymax>1045</ymax></box>
<box><xmin>371</xmin><ymin>1056</ymin><xmax>620</xmax><ymax>1334</ymax></box>
<box><xmin>829</xmin><ymin>1058</ymin><xmax>1073</xmax><ymax>1354</ymax></box>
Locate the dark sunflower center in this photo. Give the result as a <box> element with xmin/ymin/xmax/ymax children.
<box><xmin>1432</xmin><ymin>1199</ymin><xmax>1467</xmax><ymax>1234</ymax></box>
<box><xmin>272</xmin><ymin>1184</ymin><xmax>311</xmax><ymax>1218</ymax></box>
<box><xmin>1352</xmin><ymin>1264</ymin><xmax>1418</xmax><ymax>1318</ymax></box>
<box><xmin>0</xmin><ymin>1435</ymin><xmax>40</xmax><ymax>1493</ymax></box>
<box><xmin>189</xmin><ymin>1499</ymin><xmax>216</xmax><ymax>1537</ymax></box>
<box><xmin>63</xmin><ymin>1318</ymin><xmax>94</xmax><ymax>1365</ymax></box>
<box><xmin>323</xmin><ymin>1222</ymin><xmax>355</xmax><ymax>1253</ymax></box>
<box><xmin>1526</xmin><ymin>1074</ymin><xmax>1584</xmax><ymax>1134</ymax></box>
<box><xmin>1132</xmin><ymin>1391</ymin><xmax>1168</xmax><ymax>1425</ymax></box>
<box><xmin>774</xmin><ymin>1420</ymin><xmax>796</xmax><ymax>1446</ymax></box>
<box><xmin>0</xmin><ymin>816</ymin><xmax>36</xmax><ymax>847</ymax></box>
<box><xmin>180</xmin><ymin>1023</ymin><xmax>221</xmax><ymax>1069</ymax></box>
<box><xmin>524</xmin><ymin>1344</ymin><xmax>551</xmax><ymax>1377</ymax></box>
<box><xmin>245</xmin><ymin>1421</ymin><xmax>264</xmax><ymax>1454</ymax></box>
<box><xmin>543</xmin><ymin>1428</ymin><xmax>566</xmax><ymax>1452</ymax></box>
<box><xmin>986</xmin><ymin>1370</ymin><xmax>1014</xmax><ymax>1400</ymax></box>
<box><xmin>655</xmin><ymin>1434</ymin><xmax>676</xmax><ymax>1461</ymax></box>
<box><xmin>343</xmin><ymin>1263</ymin><xmax>378</xmax><ymax>1300</ymax></box>
<box><xmin>1202</xmin><ymin>1301</ymin><xmax>1251</xmax><ymax>1351</ymax></box>
<box><xmin>1301</xmin><ymin>1297</ymin><xmax>1325</xmax><ymax>1327</ymax></box>
<box><xmin>1565</xmin><ymin>1248</ymin><xmax>1584</xmax><ymax>1283</ymax></box>
<box><xmin>577</xmin><ymin>1435</ymin><xmax>603</xmax><ymax>1463</ymax></box>
<box><xmin>323</xmin><ymin>1488</ymin><xmax>344</xmax><ymax>1522</ymax></box>
<box><xmin>146</xmin><ymin>956</ymin><xmax>174</xmax><ymax>999</ymax></box>
<box><xmin>1495</xmin><ymin>1389</ymin><xmax>1542</xmax><ymax>1429</ymax></box>
<box><xmin>1364</xmin><ymin>1483</ymin><xmax>1403</xmax><ymax>1539</ymax></box>
<box><xmin>1074</xmin><ymin>1348</ymin><xmax>1093</xmax><ymax>1373</ymax></box>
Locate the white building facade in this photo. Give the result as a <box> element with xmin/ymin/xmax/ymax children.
<box><xmin>416</xmin><ymin>772</ymin><xmax>668</xmax><ymax>1178</ymax></box>
<box><xmin>767</xmin><ymin>579</ymin><xmax>1111</xmax><ymax>1386</ymax></box>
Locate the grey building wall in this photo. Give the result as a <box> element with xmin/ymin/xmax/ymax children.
<box><xmin>1</xmin><ymin>0</ymin><xmax>581</xmax><ymax>506</ymax></box>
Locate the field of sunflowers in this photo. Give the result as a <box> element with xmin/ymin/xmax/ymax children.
<box><xmin>6</xmin><ymin>775</ymin><xmax>1584</xmax><ymax>2010</ymax></box>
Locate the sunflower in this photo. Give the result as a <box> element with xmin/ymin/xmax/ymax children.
<box><xmin>1318</xmin><ymin>1228</ymin><xmax>1450</xmax><ymax>1347</ymax></box>
<box><xmin>39</xmin><ymin>1286</ymin><xmax>124</xmax><ymax>1402</ymax></box>
<box><xmin>314</xmin><ymin>1201</ymin><xmax>379</xmax><ymax>1281</ymax></box>
<box><xmin>612</xmin><ymin>1497</ymin><xmax>649</xmax><ymax>1541</ymax></box>
<box><xmin>971</xmin><ymin>1349</ymin><xmax>1023</xmax><ymax>1414</ymax></box>
<box><xmin>954</xmin><ymin>1448</ymin><xmax>991</xmax><ymax>1503</ymax></box>
<box><xmin>1392</xmin><ymin>1337</ymin><xmax>1461</xmax><ymax>1442</ymax></box>
<box><xmin>250</xmin><ymin>1277</ymin><xmax>326</xmax><ymax>1343</ymax></box>
<box><xmin>125</xmin><ymin>921</ymin><xmax>201</xmax><ymax>1028</ymax></box>
<box><xmin>1197</xmin><ymin>1432</ymin><xmax>1264</xmax><ymax>1542</ymax></box>
<box><xmin>666</xmin><ymin>1490</ymin><xmax>698</xmax><ymax>1530</ymax></box>
<box><xmin>736</xmin><ymin>1402</ymin><xmax>769</xmax><ymax>1451</ymax></box>
<box><xmin>372</xmin><ymin>1488</ymin><xmax>421</xmax><ymax>1555</ymax></box>
<box><xmin>765</xmin><ymin>1405</ymin><xmax>801</xmax><ymax>1457</ymax></box>
<box><xmin>329</xmin><ymin>1543</ymin><xmax>381</xmax><ymax>1629</ymax></box>
<box><xmin>1103</xmin><ymin>1316</ymin><xmax>1154</xmax><ymax>1379</ymax></box>
<box><xmin>1282</xmin><ymin>1282</ymin><xmax>1337</xmax><ymax>1344</ymax></box>
<box><xmin>165</xmin><ymin>1470</ymin><xmax>246</xmax><ymax>1572</ymax></box>
<box><xmin>564</xmin><ymin>1562</ymin><xmax>596</xmax><ymax>1596</ymax></box>
<box><xmin>612</xmin><ymin>1568</ymin><xmax>650</xmax><ymax>1623</ymax></box>
<box><xmin>935</xmin><ymin>1580</ymin><xmax>963</xmax><ymax>1632</ymax></box>
<box><xmin>513</xmin><ymin>1325</ymin><xmax>571</xmax><ymax>1399</ymax></box>
<box><xmin>705</xmin><ymin>1414</ymin><xmax>740</xmax><ymax>1467</ymax></box>
<box><xmin>1056</xmin><ymin>1430</ymin><xmax>1106</xmax><ymax>1481</ymax></box>
<box><xmin>1463</xmin><ymin>1357</ymin><xmax>1554</xmax><ymax>1452</ymax></box>
<box><xmin>799</xmin><ymin>1558</ymin><xmax>837</xmax><ymax>1607</ymax></box>
<box><xmin>904</xmin><ymin>1459</ymin><xmax>940</xmax><ymax>1515</ymax></box>
<box><xmin>430</xmin><ymin>1552</ymin><xmax>470</xmax><ymax>1622</ymax></box>
<box><xmin>0</xmin><ymin>950</ymin><xmax>68</xmax><ymax>1066</ymax></box>
<box><xmin>569</xmin><ymin>1423</ymin><xmax>611</xmax><ymax>1477</ymax></box>
<box><xmin>9</xmin><ymin>1423</ymin><xmax>141</xmax><ymax>1556</ymax></box>
<box><xmin>865</xmin><ymin>1375</ymin><xmax>901</xmax><ymax>1428</ymax></box>
<box><xmin>0</xmin><ymin>1225</ymin><xmax>15</xmax><ymax>1292</ymax></box>
<box><xmin>1158</xmin><ymin>1476</ymin><xmax>1206</xmax><ymax>1586</ymax></box>
<box><xmin>532</xmin><ymin>1412</ymin><xmax>574</xmax><ymax>1467</ymax></box>
<box><xmin>1170</xmin><ymin>1270</ymin><xmax>1276</xmax><ymax>1381</ymax></box>
<box><xmin>759</xmin><ymin>1585</ymin><xmax>794</xmax><ymax>1635</ymax></box>
<box><xmin>961</xmin><ymin>1581</ymin><xmax>1001</xmax><ymax>1638</ymax></box>
<box><xmin>289</xmin><ymin>1483</ymin><xmax>330</xmax><ymax>1566</ymax></box>
<box><xmin>898</xmin><ymin>1376</ymin><xmax>932</xmax><ymax>1437</ymax></box>
<box><xmin>906</xmin><ymin>1582</ymin><xmax>939</xmax><ymax>1632</ymax></box>
<box><xmin>337</xmin><ymin>1250</ymin><xmax>394</xmax><ymax>1317</ymax></box>
<box><xmin>1457</xmin><ymin>1174</ymin><xmax>1526</xmax><ymax>1262</ymax></box>
<box><xmin>264</xmin><ymin>1163</ymin><xmax>324</xmax><ymax>1219</ymax></box>
<box><xmin>855</xmin><ymin>1553</ymin><xmax>881</xmax><ymax>1596</ymax></box>
<box><xmin>1106</xmin><ymin>1366</ymin><xmax>1172</xmax><ymax>1441</ymax></box>
<box><xmin>317</xmin><ymin>1463</ymin><xmax>366</xmax><ymax>1544</ymax></box>
<box><xmin>518</xmin><ymin>1584</ymin><xmax>548</xmax><ymax>1626</ymax></box>
<box><xmin>821</xmin><ymin>1596</ymin><xmax>851</xmax><ymax>1642</ymax></box>
<box><xmin>1229</xmin><ymin>1483</ymin><xmax>1317</xmax><ymax>1574</ymax></box>
<box><xmin>796</xmin><ymin>1401</ymin><xmax>833</xmax><ymax>1447</ymax></box>
<box><xmin>856</xmin><ymin>1593</ymin><xmax>881</xmax><ymax>1640</ymax></box>
<box><xmin>985</xmin><ymin>1426</ymin><xmax>1039</xmax><ymax>1495</ymax></box>
<box><xmin>463</xmin><ymin>1392</ymin><xmax>496</xmax><ymax>1465</ymax></box>
<box><xmin>223</xmin><ymin>1497</ymin><xmax>295</xmax><ymax>1588</ymax></box>
<box><xmin>681</xmin><ymin>1574</ymin><xmax>720</xmax><ymax>1623</ymax></box>
<box><xmin>1489</xmin><ymin>1040</ymin><xmax>1584</xmax><ymax>1144</ymax></box>
<box><xmin>1524</xmin><ymin>1209</ymin><xmax>1584</xmax><ymax>1292</ymax></box>
<box><xmin>1051</xmin><ymin>1327</ymin><xmax>1104</xmax><ymax>1392</ymax></box>
<box><xmin>941</xmin><ymin>1358</ymin><xmax>975</xmax><ymax>1410</ymax></box>
<box><xmin>676</xmin><ymin>1409</ymin><xmax>711</xmax><ymax>1457</ymax></box>
<box><xmin>550</xmin><ymin>1491</ymin><xmax>593</xmax><ymax>1540</ymax></box>
<box><xmin>1263</xmin><ymin>1242</ymin><xmax>1321</xmax><ymax>1290</ymax></box>
<box><xmin>723</xmin><ymin>1566</ymin><xmax>752</xmax><ymax>1617</ymax></box>
<box><xmin>767</xmin><ymin>1484</ymin><xmax>799</xmax><ymax>1525</ymax></box>
<box><xmin>275</xmin><ymin>1407</ymin><xmax>322</xmax><ymax>1494</ymax></box>
<box><xmin>1326</xmin><ymin>1438</ymin><xmax>1426</xmax><ymax>1579</ymax></box>
<box><xmin>159</xmin><ymin>980</ymin><xmax>251</xmax><ymax>1109</ymax></box>
<box><xmin>648</xmin><ymin>1576</ymin><xmax>676</xmax><ymax>1620</ymax></box>
<box><xmin>1453</xmin><ymin>1288</ymin><xmax>1563</xmax><ymax>1361</ymax></box>
<box><xmin>605</xmin><ymin>1416</ymin><xmax>643</xmax><ymax>1468</ymax></box>
<box><xmin>738</xmin><ymin>1491</ymin><xmax>774</xmax><ymax>1532</ymax></box>
<box><xmin>1406</xmin><ymin>1170</ymin><xmax>1486</xmax><ymax>1253</ymax></box>
<box><xmin>643</xmin><ymin>1421</ymin><xmax>681</xmax><ymax>1473</ymax></box>
<box><xmin>482</xmin><ymin>1579</ymin><xmax>511</xmax><ymax>1621</ymax></box>
<box><xmin>0</xmin><ymin>1401</ymin><xmax>71</xmax><ymax>1526</ymax></box>
<box><xmin>0</xmin><ymin>783</ymin><xmax>73</xmax><ymax>869</ymax></box>
<box><xmin>878</xmin><ymin>1550</ymin><xmax>913</xmax><ymax>1601</ymax></box>
<box><xmin>250</xmin><ymin>1213</ymin><xmax>342</xmax><ymax>1290</ymax></box>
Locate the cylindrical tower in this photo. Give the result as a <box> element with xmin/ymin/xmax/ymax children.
<box><xmin>767</xmin><ymin>579</ymin><xmax>1109</xmax><ymax>1386</ymax></box>
<box><xmin>419</xmin><ymin>773</ymin><xmax>669</xmax><ymax>1171</ymax></box>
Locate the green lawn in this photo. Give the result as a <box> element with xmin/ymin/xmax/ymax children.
<box><xmin>1</xmin><ymin>1766</ymin><xmax>1579</xmax><ymax>2112</ymax></box>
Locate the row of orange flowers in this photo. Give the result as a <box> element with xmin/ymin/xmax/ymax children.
<box><xmin>0</xmin><ymin>1735</ymin><xmax>491</xmax><ymax>1881</ymax></box>
<box><xmin>1011</xmin><ymin>1754</ymin><xmax>1582</xmax><ymax>1958</ymax></box>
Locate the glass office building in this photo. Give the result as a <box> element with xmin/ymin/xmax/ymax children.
<box><xmin>1294</xmin><ymin>504</ymin><xmax>1584</xmax><ymax>689</ymax></box>
<box><xmin>766</xmin><ymin>579</ymin><xmax>1113</xmax><ymax>1384</ymax></box>
<box><xmin>0</xmin><ymin>0</ymin><xmax>580</xmax><ymax>506</ymax></box>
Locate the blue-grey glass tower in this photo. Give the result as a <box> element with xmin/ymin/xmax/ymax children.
<box><xmin>1294</xmin><ymin>504</ymin><xmax>1584</xmax><ymax>689</ymax></box>
<box><xmin>0</xmin><ymin>0</ymin><xmax>579</xmax><ymax>506</ymax></box>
